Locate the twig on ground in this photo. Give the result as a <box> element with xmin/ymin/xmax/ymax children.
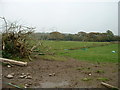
<box><xmin>101</xmin><ymin>82</ymin><xmax>118</xmax><ymax>89</ymax></box>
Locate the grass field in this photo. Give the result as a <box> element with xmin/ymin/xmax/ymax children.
<box><xmin>39</xmin><ymin>41</ymin><xmax>118</xmax><ymax>63</ymax></box>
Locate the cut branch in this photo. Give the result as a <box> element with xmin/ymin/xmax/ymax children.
<box><xmin>0</xmin><ymin>58</ymin><xmax>27</xmax><ymax>66</ymax></box>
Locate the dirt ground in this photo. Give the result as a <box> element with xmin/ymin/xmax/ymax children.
<box><xmin>1</xmin><ymin>58</ymin><xmax>119</xmax><ymax>89</ymax></box>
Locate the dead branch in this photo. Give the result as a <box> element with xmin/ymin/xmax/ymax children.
<box><xmin>101</xmin><ymin>82</ymin><xmax>118</xmax><ymax>89</ymax></box>
<box><xmin>31</xmin><ymin>42</ymin><xmax>42</xmax><ymax>52</ymax></box>
<box><xmin>0</xmin><ymin>17</ymin><xmax>8</xmax><ymax>33</ymax></box>
<box><xmin>0</xmin><ymin>58</ymin><xmax>27</xmax><ymax>66</ymax></box>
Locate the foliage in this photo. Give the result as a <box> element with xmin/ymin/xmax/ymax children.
<box><xmin>34</xmin><ymin>31</ymin><xmax>120</xmax><ymax>42</ymax></box>
<box><xmin>49</xmin><ymin>31</ymin><xmax>64</xmax><ymax>40</ymax></box>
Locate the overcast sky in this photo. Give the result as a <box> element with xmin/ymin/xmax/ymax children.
<box><xmin>0</xmin><ymin>0</ymin><xmax>119</xmax><ymax>35</ymax></box>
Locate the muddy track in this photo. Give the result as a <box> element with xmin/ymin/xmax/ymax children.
<box><xmin>2</xmin><ymin>59</ymin><xmax>118</xmax><ymax>88</ymax></box>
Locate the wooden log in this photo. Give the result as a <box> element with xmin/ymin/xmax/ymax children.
<box><xmin>0</xmin><ymin>58</ymin><xmax>27</xmax><ymax>66</ymax></box>
<box><xmin>101</xmin><ymin>82</ymin><xmax>118</xmax><ymax>89</ymax></box>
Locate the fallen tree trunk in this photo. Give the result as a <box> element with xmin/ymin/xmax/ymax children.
<box><xmin>0</xmin><ymin>58</ymin><xmax>27</xmax><ymax>66</ymax></box>
<box><xmin>101</xmin><ymin>82</ymin><xmax>118</xmax><ymax>89</ymax></box>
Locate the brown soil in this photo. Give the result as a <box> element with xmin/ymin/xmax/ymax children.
<box><xmin>2</xmin><ymin>58</ymin><xmax>118</xmax><ymax>89</ymax></box>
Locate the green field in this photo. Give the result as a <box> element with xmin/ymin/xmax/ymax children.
<box><xmin>40</xmin><ymin>41</ymin><xmax>118</xmax><ymax>63</ymax></box>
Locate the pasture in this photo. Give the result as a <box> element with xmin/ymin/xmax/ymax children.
<box><xmin>40</xmin><ymin>41</ymin><xmax>118</xmax><ymax>63</ymax></box>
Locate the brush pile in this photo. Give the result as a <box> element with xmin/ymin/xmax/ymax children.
<box><xmin>0</xmin><ymin>17</ymin><xmax>37</xmax><ymax>60</ymax></box>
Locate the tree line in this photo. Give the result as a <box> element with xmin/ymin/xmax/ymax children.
<box><xmin>34</xmin><ymin>30</ymin><xmax>120</xmax><ymax>42</ymax></box>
